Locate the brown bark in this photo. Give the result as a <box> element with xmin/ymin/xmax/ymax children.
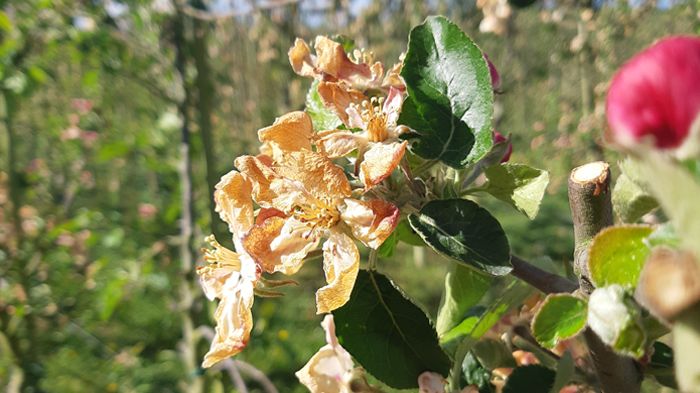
<box><xmin>568</xmin><ymin>161</ymin><xmax>642</xmax><ymax>393</ymax></box>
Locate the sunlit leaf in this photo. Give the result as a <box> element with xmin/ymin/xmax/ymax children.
<box><xmin>588</xmin><ymin>225</ymin><xmax>653</xmax><ymax>289</ymax></box>
<box><xmin>531</xmin><ymin>294</ymin><xmax>587</xmax><ymax>349</ymax></box>
<box><xmin>399</xmin><ymin>16</ymin><xmax>493</xmax><ymax>167</ymax></box>
<box><xmin>483</xmin><ymin>163</ymin><xmax>550</xmax><ymax>219</ymax></box>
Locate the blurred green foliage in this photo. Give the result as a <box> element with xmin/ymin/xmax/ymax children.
<box><xmin>0</xmin><ymin>0</ymin><xmax>697</xmax><ymax>392</ymax></box>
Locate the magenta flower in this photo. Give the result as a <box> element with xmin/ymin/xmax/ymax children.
<box><xmin>606</xmin><ymin>36</ymin><xmax>700</xmax><ymax>151</ymax></box>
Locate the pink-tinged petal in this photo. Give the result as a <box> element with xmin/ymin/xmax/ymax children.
<box><xmin>234</xmin><ymin>155</ymin><xmax>278</xmax><ymax>205</ymax></box>
<box><xmin>345</xmin><ymin>104</ymin><xmax>366</xmax><ymax>129</ymax></box>
<box><xmin>317</xmin><ymin>81</ymin><xmax>366</xmax><ymax>126</ymax></box>
<box><xmin>383</xmin><ymin>86</ymin><xmax>404</xmax><ymax>127</ymax></box>
<box><xmin>296</xmin><ymin>315</ymin><xmax>355</xmax><ymax>392</ymax></box>
<box><xmin>314</xmin><ymin>36</ymin><xmax>371</xmax><ymax>80</ymax></box>
<box><xmin>340</xmin><ymin>198</ymin><xmax>400</xmax><ymax>249</ymax></box>
<box><xmin>254</xmin><ymin>207</ymin><xmax>286</xmax><ymax>225</ymax></box>
<box><xmin>214</xmin><ymin>170</ymin><xmax>254</xmax><ymax>237</ymax></box>
<box><xmin>202</xmin><ymin>278</ymin><xmax>255</xmax><ymax>368</ymax></box>
<box><xmin>316</xmin><ymin>130</ymin><xmax>364</xmax><ymax>158</ymax></box>
<box><xmin>289</xmin><ymin>38</ymin><xmax>315</xmax><ymax>78</ymax></box>
<box><xmin>418</xmin><ymin>372</ymin><xmax>447</xmax><ymax>393</ymax></box>
<box><xmin>316</xmin><ymin>231</ymin><xmax>360</xmax><ymax>314</ymax></box>
<box><xmin>607</xmin><ymin>36</ymin><xmax>700</xmax><ymax>150</ymax></box>
<box><xmin>243</xmin><ymin>216</ymin><xmax>320</xmax><ymax>275</ymax></box>
<box><xmin>493</xmin><ymin>131</ymin><xmax>512</xmax><ymax>163</ymax></box>
<box><xmin>359</xmin><ymin>141</ymin><xmax>407</xmax><ymax>189</ymax></box>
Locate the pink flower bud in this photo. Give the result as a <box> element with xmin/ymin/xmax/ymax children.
<box><xmin>606</xmin><ymin>36</ymin><xmax>700</xmax><ymax>151</ymax></box>
<box><xmin>484</xmin><ymin>53</ymin><xmax>501</xmax><ymax>91</ymax></box>
<box><xmin>494</xmin><ymin>131</ymin><xmax>512</xmax><ymax>162</ymax></box>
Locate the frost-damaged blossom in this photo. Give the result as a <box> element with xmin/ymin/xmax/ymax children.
<box><xmin>296</xmin><ymin>315</ymin><xmax>356</xmax><ymax>393</ymax></box>
<box><xmin>606</xmin><ymin>36</ymin><xmax>700</xmax><ymax>156</ymax></box>
<box><xmin>317</xmin><ymin>87</ymin><xmax>408</xmax><ymax>190</ymax></box>
<box><xmin>235</xmin><ymin>149</ymin><xmax>399</xmax><ymax>313</ymax></box>
<box><xmin>288</xmin><ymin>35</ymin><xmax>404</xmax><ymax>91</ymax></box>
<box><xmin>197</xmin><ymin>171</ymin><xmax>258</xmax><ymax>368</ymax></box>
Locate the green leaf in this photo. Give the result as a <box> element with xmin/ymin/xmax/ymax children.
<box><xmin>305</xmin><ymin>80</ymin><xmax>342</xmax><ymax>131</ymax></box>
<box><xmin>27</xmin><ymin>65</ymin><xmax>48</xmax><ymax>84</ymax></box>
<box><xmin>408</xmin><ymin>199</ymin><xmax>511</xmax><ymax>275</ymax></box>
<box><xmin>377</xmin><ymin>231</ymin><xmax>398</xmax><ymax>258</ymax></box>
<box><xmin>399</xmin><ymin>16</ymin><xmax>494</xmax><ymax>168</ymax></box>
<box><xmin>588</xmin><ymin>225</ymin><xmax>653</xmax><ymax>289</ymax></box>
<box><xmin>442</xmin><ymin>279</ymin><xmax>532</xmax><ymax>344</ymax></box>
<box><xmin>472</xmin><ymin>339</ymin><xmax>516</xmax><ymax>369</ymax></box>
<box><xmin>532</xmin><ymin>294</ymin><xmax>587</xmax><ymax>350</ymax></box>
<box><xmin>483</xmin><ymin>163</ymin><xmax>550</xmax><ymax>219</ymax></box>
<box><xmin>462</xmin><ymin>352</ymin><xmax>495</xmax><ymax>392</ymax></box>
<box><xmin>503</xmin><ymin>365</ymin><xmax>555</xmax><ymax>393</ymax></box>
<box><xmin>550</xmin><ymin>351</ymin><xmax>575</xmax><ymax>393</ymax></box>
<box><xmin>333</xmin><ymin>270</ymin><xmax>450</xmax><ymax>389</ymax></box>
<box><xmin>0</xmin><ymin>11</ymin><xmax>12</xmax><ymax>32</ymax></box>
<box><xmin>436</xmin><ymin>263</ymin><xmax>493</xmax><ymax>337</ymax></box>
<box><xmin>612</xmin><ymin>173</ymin><xmax>658</xmax><ymax>223</ymax></box>
<box><xmin>395</xmin><ymin>219</ymin><xmax>425</xmax><ymax>246</ymax></box>
<box><xmin>646</xmin><ymin>342</ymin><xmax>677</xmax><ymax>389</ymax></box>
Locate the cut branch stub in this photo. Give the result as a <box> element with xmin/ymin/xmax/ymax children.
<box><xmin>567</xmin><ymin>161</ymin><xmax>642</xmax><ymax>393</ymax></box>
<box><xmin>568</xmin><ymin>161</ymin><xmax>613</xmax><ymax>293</ymax></box>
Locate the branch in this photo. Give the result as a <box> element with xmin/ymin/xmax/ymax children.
<box><xmin>197</xmin><ymin>326</ymin><xmax>279</xmax><ymax>393</ymax></box>
<box><xmin>510</xmin><ymin>255</ymin><xmax>578</xmax><ymax>294</ymax></box>
<box><xmin>567</xmin><ymin>161</ymin><xmax>642</xmax><ymax>393</ymax></box>
<box><xmin>568</xmin><ymin>161</ymin><xmax>612</xmax><ymax>293</ymax></box>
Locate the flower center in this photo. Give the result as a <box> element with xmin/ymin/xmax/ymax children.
<box><xmin>292</xmin><ymin>199</ymin><xmax>340</xmax><ymax>230</ymax></box>
<box><xmin>360</xmin><ymin>97</ymin><xmax>388</xmax><ymax>142</ymax></box>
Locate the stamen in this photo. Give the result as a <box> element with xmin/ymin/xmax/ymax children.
<box><xmin>202</xmin><ymin>235</ymin><xmax>242</xmax><ymax>270</ymax></box>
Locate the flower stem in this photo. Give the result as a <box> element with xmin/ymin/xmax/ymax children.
<box><xmin>368</xmin><ymin>249</ymin><xmax>378</xmax><ymax>271</ymax></box>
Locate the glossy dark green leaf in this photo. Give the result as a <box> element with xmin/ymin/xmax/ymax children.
<box><xmin>399</xmin><ymin>16</ymin><xmax>493</xmax><ymax>168</ymax></box>
<box><xmin>647</xmin><ymin>342</ymin><xmax>677</xmax><ymax>389</ymax></box>
<box><xmin>333</xmin><ymin>270</ymin><xmax>451</xmax><ymax>389</ymax></box>
<box><xmin>408</xmin><ymin>199</ymin><xmax>511</xmax><ymax>275</ymax></box>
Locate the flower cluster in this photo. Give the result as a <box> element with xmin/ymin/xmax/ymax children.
<box><xmin>197</xmin><ymin>36</ymin><xmax>406</xmax><ymax>373</ymax></box>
